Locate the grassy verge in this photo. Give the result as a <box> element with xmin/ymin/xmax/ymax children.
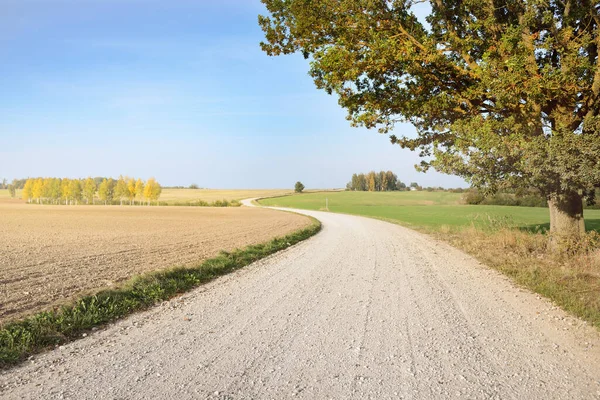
<box><xmin>437</xmin><ymin>226</ymin><xmax>600</xmax><ymax>329</ymax></box>
<box><xmin>259</xmin><ymin>192</ymin><xmax>600</xmax><ymax>330</ymax></box>
<box><xmin>0</xmin><ymin>218</ymin><xmax>321</xmax><ymax>369</ymax></box>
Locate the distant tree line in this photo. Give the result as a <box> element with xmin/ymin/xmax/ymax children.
<box><xmin>20</xmin><ymin>176</ymin><xmax>162</xmax><ymax>205</ymax></box>
<box><xmin>5</xmin><ymin>177</ymin><xmax>107</xmax><ymax>191</ymax></box>
<box><xmin>346</xmin><ymin>171</ymin><xmax>415</xmax><ymax>192</ymax></box>
<box><xmin>159</xmin><ymin>184</ymin><xmax>207</xmax><ymax>189</ymax></box>
<box><xmin>3</xmin><ymin>178</ymin><xmax>27</xmax><ymax>197</ymax></box>
<box><xmin>464</xmin><ymin>187</ymin><xmax>600</xmax><ymax>209</ymax></box>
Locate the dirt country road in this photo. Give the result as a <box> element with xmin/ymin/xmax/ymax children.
<box><xmin>2</xmin><ymin>203</ymin><xmax>600</xmax><ymax>399</ymax></box>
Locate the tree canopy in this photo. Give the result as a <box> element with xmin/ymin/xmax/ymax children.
<box><xmin>143</xmin><ymin>177</ymin><xmax>162</xmax><ymax>204</ymax></box>
<box><xmin>259</xmin><ymin>0</ymin><xmax>600</xmax><ymax>238</ymax></box>
<box><xmin>348</xmin><ymin>170</ymin><xmax>405</xmax><ymax>191</ymax></box>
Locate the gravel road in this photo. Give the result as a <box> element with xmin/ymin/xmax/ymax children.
<box><xmin>1</xmin><ymin>202</ymin><xmax>600</xmax><ymax>399</ymax></box>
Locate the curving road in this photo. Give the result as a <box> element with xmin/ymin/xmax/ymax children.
<box><xmin>1</xmin><ymin>202</ymin><xmax>600</xmax><ymax>399</ymax></box>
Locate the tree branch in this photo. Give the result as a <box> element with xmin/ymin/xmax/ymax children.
<box><xmin>432</xmin><ymin>0</ymin><xmax>481</xmax><ymax>73</ymax></box>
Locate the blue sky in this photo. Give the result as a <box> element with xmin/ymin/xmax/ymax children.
<box><xmin>0</xmin><ymin>0</ymin><xmax>466</xmax><ymax>188</ymax></box>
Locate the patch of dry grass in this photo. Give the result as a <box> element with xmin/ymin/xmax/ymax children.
<box><xmin>437</xmin><ymin>227</ymin><xmax>600</xmax><ymax>328</ymax></box>
<box><xmin>0</xmin><ymin>189</ymin><xmax>21</xmax><ymax>203</ymax></box>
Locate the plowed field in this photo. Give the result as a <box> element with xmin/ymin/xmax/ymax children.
<box><xmin>0</xmin><ymin>203</ymin><xmax>310</xmax><ymax>324</ymax></box>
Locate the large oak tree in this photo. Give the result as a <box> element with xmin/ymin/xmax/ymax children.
<box><xmin>259</xmin><ymin>0</ymin><xmax>600</xmax><ymax>239</ymax></box>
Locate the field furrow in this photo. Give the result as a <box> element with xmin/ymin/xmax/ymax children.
<box><xmin>0</xmin><ymin>204</ymin><xmax>310</xmax><ymax>323</ymax></box>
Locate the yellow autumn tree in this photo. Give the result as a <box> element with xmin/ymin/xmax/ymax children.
<box><xmin>41</xmin><ymin>178</ymin><xmax>52</xmax><ymax>203</ymax></box>
<box><xmin>19</xmin><ymin>175</ymin><xmax>161</xmax><ymax>206</ymax></box>
<box><xmin>98</xmin><ymin>178</ymin><xmax>114</xmax><ymax>205</ymax></box>
<box><xmin>134</xmin><ymin>178</ymin><xmax>145</xmax><ymax>205</ymax></box>
<box><xmin>69</xmin><ymin>179</ymin><xmax>82</xmax><ymax>205</ymax></box>
<box><xmin>83</xmin><ymin>177</ymin><xmax>96</xmax><ymax>205</ymax></box>
<box><xmin>367</xmin><ymin>171</ymin><xmax>376</xmax><ymax>192</ymax></box>
<box><xmin>31</xmin><ymin>178</ymin><xmax>44</xmax><ymax>204</ymax></box>
<box><xmin>22</xmin><ymin>178</ymin><xmax>33</xmax><ymax>203</ymax></box>
<box><xmin>143</xmin><ymin>178</ymin><xmax>155</xmax><ymax>205</ymax></box>
<box><xmin>143</xmin><ymin>178</ymin><xmax>162</xmax><ymax>205</ymax></box>
<box><xmin>127</xmin><ymin>178</ymin><xmax>136</xmax><ymax>205</ymax></box>
<box><xmin>380</xmin><ymin>172</ymin><xmax>388</xmax><ymax>192</ymax></box>
<box><xmin>114</xmin><ymin>176</ymin><xmax>127</xmax><ymax>205</ymax></box>
<box><xmin>49</xmin><ymin>178</ymin><xmax>61</xmax><ymax>204</ymax></box>
<box><xmin>152</xmin><ymin>180</ymin><xmax>162</xmax><ymax>203</ymax></box>
<box><xmin>61</xmin><ymin>178</ymin><xmax>71</xmax><ymax>205</ymax></box>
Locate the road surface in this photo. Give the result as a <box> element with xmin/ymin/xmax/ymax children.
<box><xmin>1</xmin><ymin>202</ymin><xmax>599</xmax><ymax>399</ymax></box>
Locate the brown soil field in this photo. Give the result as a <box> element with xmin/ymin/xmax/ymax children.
<box><xmin>159</xmin><ymin>188</ymin><xmax>293</xmax><ymax>203</ymax></box>
<box><xmin>0</xmin><ymin>203</ymin><xmax>310</xmax><ymax>324</ymax></box>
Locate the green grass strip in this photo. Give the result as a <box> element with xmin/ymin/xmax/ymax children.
<box><xmin>0</xmin><ymin>219</ymin><xmax>321</xmax><ymax>369</ymax></box>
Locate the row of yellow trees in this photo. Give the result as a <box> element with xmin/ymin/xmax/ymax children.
<box><xmin>21</xmin><ymin>176</ymin><xmax>162</xmax><ymax>205</ymax></box>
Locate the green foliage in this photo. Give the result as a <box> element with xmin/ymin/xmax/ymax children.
<box><xmin>0</xmin><ymin>219</ymin><xmax>321</xmax><ymax>368</ymax></box>
<box><xmin>9</xmin><ymin>179</ymin><xmax>27</xmax><ymax>190</ymax></box>
<box><xmin>463</xmin><ymin>191</ymin><xmax>486</xmax><ymax>205</ymax></box>
<box><xmin>259</xmin><ymin>0</ymin><xmax>600</xmax><ymax>232</ymax></box>
<box><xmin>212</xmin><ymin>199</ymin><xmax>230</xmax><ymax>207</ymax></box>
<box><xmin>115</xmin><ymin>176</ymin><xmax>128</xmax><ymax>204</ymax></box>
<box><xmin>294</xmin><ymin>181</ymin><xmax>305</xmax><ymax>193</ymax></box>
<box><xmin>464</xmin><ymin>190</ymin><xmax>548</xmax><ymax>207</ymax></box>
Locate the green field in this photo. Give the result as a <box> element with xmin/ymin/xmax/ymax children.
<box><xmin>259</xmin><ymin>191</ymin><xmax>600</xmax><ymax>232</ymax></box>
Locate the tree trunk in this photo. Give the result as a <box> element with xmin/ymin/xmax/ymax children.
<box><xmin>548</xmin><ymin>192</ymin><xmax>585</xmax><ymax>243</ymax></box>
